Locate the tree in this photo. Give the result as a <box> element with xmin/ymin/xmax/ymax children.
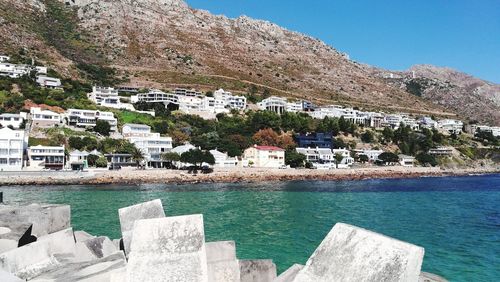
<box><xmin>381</xmin><ymin>127</ymin><xmax>394</xmax><ymax>143</ymax></box>
<box><xmin>94</xmin><ymin>120</ymin><xmax>111</xmax><ymax>136</ymax></box>
<box><xmin>334</xmin><ymin>153</ymin><xmax>344</xmax><ymax>169</ymax></box>
<box><xmin>180</xmin><ymin>149</ymin><xmax>215</xmax><ymax>167</ymax></box>
<box><xmin>82</xmin><ymin>136</ymin><xmax>98</xmax><ymax>151</ymax></box>
<box><xmin>131</xmin><ymin>147</ymin><xmax>145</xmax><ymax>168</ymax></box>
<box><xmin>285</xmin><ymin>150</ymin><xmax>306</xmax><ymax>168</ymax></box>
<box><xmin>361</xmin><ymin>130</ymin><xmax>375</xmax><ymax>143</ymax></box>
<box><xmin>154</xmin><ymin>121</ymin><xmax>169</xmax><ymax>134</ymax></box>
<box><xmin>69</xmin><ymin>136</ymin><xmax>84</xmax><ymax>150</ymax></box>
<box><xmin>161</xmin><ymin>152</ymin><xmax>180</xmax><ymax>162</ymax></box>
<box><xmin>416</xmin><ymin>153</ymin><xmax>438</xmax><ymax>167</ymax></box>
<box><xmin>359</xmin><ymin>154</ymin><xmax>369</xmax><ymax>163</ymax></box>
<box><xmin>87</xmin><ymin>154</ymin><xmax>100</xmax><ymax>167</ymax></box>
<box><xmin>378</xmin><ymin>152</ymin><xmax>399</xmax><ymax>165</ymax></box>
<box><xmin>95</xmin><ymin>156</ymin><xmax>108</xmax><ymax>168</ymax></box>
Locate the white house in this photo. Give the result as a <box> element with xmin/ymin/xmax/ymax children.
<box><xmin>0</xmin><ymin>63</ymin><xmax>46</xmax><ymax>78</ymax></box>
<box><xmin>0</xmin><ymin>55</ymin><xmax>10</xmax><ymax>62</ymax></box>
<box><xmin>171</xmin><ymin>143</ymin><xmax>196</xmax><ymax>155</ymax></box>
<box><xmin>209</xmin><ymin>149</ymin><xmax>238</xmax><ymax>168</ymax></box>
<box><xmin>0</xmin><ymin>113</ymin><xmax>24</xmax><ymax>129</ymax></box>
<box><xmin>437</xmin><ymin>119</ymin><xmax>463</xmax><ymax>135</ymax></box>
<box><xmin>0</xmin><ymin>127</ymin><xmax>25</xmax><ymax>171</ymax></box>
<box><xmin>36</xmin><ymin>75</ymin><xmax>62</xmax><ymax>89</ymax></box>
<box><xmin>243</xmin><ymin>145</ymin><xmax>285</xmax><ymax>168</ymax></box>
<box><xmin>428</xmin><ymin>147</ymin><xmax>453</xmax><ymax>156</ymax></box>
<box><xmin>214</xmin><ymin>89</ymin><xmax>247</xmax><ymax>110</ymax></box>
<box><xmin>88</xmin><ymin>86</ymin><xmax>122</xmax><ymax>108</ymax></box>
<box><xmin>418</xmin><ymin>117</ymin><xmax>437</xmax><ymax>129</ymax></box>
<box><xmin>357</xmin><ymin>149</ymin><xmax>384</xmax><ymax>162</ymax></box>
<box><xmin>398</xmin><ymin>154</ymin><xmax>415</xmax><ymax>167</ymax></box>
<box><xmin>384</xmin><ymin>114</ymin><xmax>404</xmax><ymax>129</ymax></box>
<box><xmin>331</xmin><ymin>148</ymin><xmax>354</xmax><ymax>168</ymax></box>
<box><xmin>122</xmin><ymin>124</ymin><xmax>173</xmax><ymax>167</ymax></box>
<box><xmin>258</xmin><ymin>96</ymin><xmax>287</xmax><ymax>114</ymax></box>
<box><xmin>27</xmin><ymin>145</ymin><xmax>65</xmax><ymax>170</ymax></box>
<box><xmin>66</xmin><ymin>109</ymin><xmax>118</xmax><ymax>132</ymax></box>
<box><xmin>286</xmin><ymin>101</ymin><xmax>304</xmax><ymax>113</ymax></box>
<box><xmin>68</xmin><ymin>149</ymin><xmax>89</xmax><ymax>170</ymax></box>
<box><xmin>30</xmin><ymin>107</ymin><xmax>63</xmax><ymax>128</ymax></box>
<box><xmin>131</xmin><ymin>89</ymin><xmax>178</xmax><ymax>104</ymax></box>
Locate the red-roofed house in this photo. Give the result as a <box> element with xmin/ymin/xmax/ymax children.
<box><xmin>243</xmin><ymin>145</ymin><xmax>285</xmax><ymax>168</ymax></box>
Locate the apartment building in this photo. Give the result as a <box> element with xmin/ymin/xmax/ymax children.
<box><xmin>122</xmin><ymin>124</ymin><xmax>173</xmax><ymax>167</ymax></box>
<box><xmin>258</xmin><ymin>96</ymin><xmax>287</xmax><ymax>114</ymax></box>
<box><xmin>30</xmin><ymin>107</ymin><xmax>63</xmax><ymax>128</ymax></box>
<box><xmin>0</xmin><ymin>113</ymin><xmax>24</xmax><ymax>129</ymax></box>
<box><xmin>131</xmin><ymin>89</ymin><xmax>179</xmax><ymax>105</ymax></box>
<box><xmin>295</xmin><ymin>132</ymin><xmax>333</xmax><ymax>149</ymax></box>
<box><xmin>0</xmin><ymin>63</ymin><xmax>47</xmax><ymax>78</ymax></box>
<box><xmin>243</xmin><ymin>145</ymin><xmax>285</xmax><ymax>168</ymax></box>
<box><xmin>27</xmin><ymin>145</ymin><xmax>65</xmax><ymax>170</ymax></box>
<box><xmin>66</xmin><ymin>109</ymin><xmax>118</xmax><ymax>131</ymax></box>
<box><xmin>213</xmin><ymin>89</ymin><xmax>247</xmax><ymax>110</ymax></box>
<box><xmin>0</xmin><ymin>127</ymin><xmax>25</xmax><ymax>171</ymax></box>
<box><xmin>437</xmin><ymin>119</ymin><xmax>463</xmax><ymax>135</ymax></box>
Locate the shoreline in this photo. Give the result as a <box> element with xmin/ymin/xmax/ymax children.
<box><xmin>0</xmin><ymin>166</ymin><xmax>498</xmax><ymax>186</ymax></box>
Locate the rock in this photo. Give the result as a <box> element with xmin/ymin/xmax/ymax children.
<box><xmin>293</xmin><ymin>223</ymin><xmax>425</xmax><ymax>282</ymax></box>
<box><xmin>0</xmin><ymin>228</ymin><xmax>76</xmax><ymax>280</ymax></box>
<box><xmin>74</xmin><ymin>230</ymin><xmax>95</xmax><ymax>242</ymax></box>
<box><xmin>126</xmin><ymin>215</ymin><xmax>208</xmax><ymax>282</ymax></box>
<box><xmin>206</xmin><ymin>241</ymin><xmax>240</xmax><ymax>282</ymax></box>
<box><xmin>239</xmin><ymin>260</ymin><xmax>277</xmax><ymax>282</ymax></box>
<box><xmin>419</xmin><ymin>272</ymin><xmax>448</xmax><ymax>282</ymax></box>
<box><xmin>30</xmin><ymin>251</ymin><xmax>127</xmax><ymax>282</ymax></box>
<box><xmin>0</xmin><ymin>204</ymin><xmax>70</xmax><ymax>239</ymax></box>
<box><xmin>0</xmin><ymin>269</ymin><xmax>23</xmax><ymax>282</ymax></box>
<box><xmin>118</xmin><ymin>199</ymin><xmax>165</xmax><ymax>256</ymax></box>
<box><xmin>274</xmin><ymin>264</ymin><xmax>303</xmax><ymax>282</ymax></box>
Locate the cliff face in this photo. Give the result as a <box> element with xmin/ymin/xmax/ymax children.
<box><xmin>0</xmin><ymin>0</ymin><xmax>498</xmax><ymax>124</ymax></box>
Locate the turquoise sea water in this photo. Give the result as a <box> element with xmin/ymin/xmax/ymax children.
<box><xmin>1</xmin><ymin>174</ymin><xmax>499</xmax><ymax>281</ymax></box>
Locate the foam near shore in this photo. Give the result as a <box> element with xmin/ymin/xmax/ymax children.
<box><xmin>0</xmin><ymin>166</ymin><xmax>498</xmax><ymax>186</ymax></box>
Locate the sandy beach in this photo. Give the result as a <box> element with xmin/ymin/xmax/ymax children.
<box><xmin>0</xmin><ymin>166</ymin><xmax>498</xmax><ymax>186</ymax></box>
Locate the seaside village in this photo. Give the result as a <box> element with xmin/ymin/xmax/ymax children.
<box><xmin>0</xmin><ymin>55</ymin><xmax>499</xmax><ymax>172</ymax></box>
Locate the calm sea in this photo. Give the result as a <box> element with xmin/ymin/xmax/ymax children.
<box><xmin>2</xmin><ymin>174</ymin><xmax>499</xmax><ymax>281</ymax></box>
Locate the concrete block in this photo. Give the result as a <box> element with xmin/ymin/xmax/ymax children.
<box><xmin>293</xmin><ymin>223</ymin><xmax>425</xmax><ymax>282</ymax></box>
<box><xmin>0</xmin><ymin>204</ymin><xmax>70</xmax><ymax>239</ymax></box>
<box><xmin>0</xmin><ymin>228</ymin><xmax>76</xmax><ymax>280</ymax></box>
<box><xmin>30</xmin><ymin>251</ymin><xmax>126</xmax><ymax>282</ymax></box>
<box><xmin>0</xmin><ymin>239</ymin><xmax>17</xmax><ymax>254</ymax></box>
<box><xmin>206</xmin><ymin>241</ymin><xmax>240</xmax><ymax>282</ymax></box>
<box><xmin>126</xmin><ymin>215</ymin><xmax>208</xmax><ymax>282</ymax></box>
<box><xmin>73</xmin><ymin>236</ymin><xmax>118</xmax><ymax>263</ymax></box>
<box><xmin>0</xmin><ymin>269</ymin><xmax>23</xmax><ymax>282</ymax></box>
<box><xmin>206</xmin><ymin>241</ymin><xmax>237</xmax><ymax>262</ymax></box>
<box><xmin>74</xmin><ymin>230</ymin><xmax>95</xmax><ymax>242</ymax></box>
<box><xmin>419</xmin><ymin>272</ymin><xmax>448</xmax><ymax>282</ymax></box>
<box><xmin>274</xmin><ymin>264</ymin><xmax>303</xmax><ymax>282</ymax></box>
<box><xmin>109</xmin><ymin>267</ymin><xmax>126</xmax><ymax>282</ymax></box>
<box><xmin>118</xmin><ymin>199</ymin><xmax>165</xmax><ymax>256</ymax></box>
<box><xmin>239</xmin><ymin>260</ymin><xmax>277</xmax><ymax>282</ymax></box>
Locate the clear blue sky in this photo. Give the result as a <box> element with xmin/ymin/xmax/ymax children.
<box><xmin>186</xmin><ymin>0</ymin><xmax>500</xmax><ymax>83</ymax></box>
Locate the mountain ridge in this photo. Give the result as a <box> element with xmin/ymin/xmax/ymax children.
<box><xmin>0</xmin><ymin>0</ymin><xmax>498</xmax><ymax>125</ymax></box>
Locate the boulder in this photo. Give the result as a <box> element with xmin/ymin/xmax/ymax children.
<box><xmin>274</xmin><ymin>264</ymin><xmax>303</xmax><ymax>282</ymax></box>
<box><xmin>293</xmin><ymin>223</ymin><xmax>425</xmax><ymax>282</ymax></box>
<box><xmin>126</xmin><ymin>215</ymin><xmax>208</xmax><ymax>282</ymax></box>
<box><xmin>0</xmin><ymin>204</ymin><xmax>70</xmax><ymax>238</ymax></box>
<box><xmin>206</xmin><ymin>241</ymin><xmax>240</xmax><ymax>282</ymax></box>
<box><xmin>30</xmin><ymin>251</ymin><xmax>126</xmax><ymax>282</ymax></box>
<box><xmin>239</xmin><ymin>260</ymin><xmax>277</xmax><ymax>282</ymax></box>
<box><xmin>118</xmin><ymin>199</ymin><xmax>165</xmax><ymax>256</ymax></box>
<box><xmin>0</xmin><ymin>228</ymin><xmax>76</xmax><ymax>280</ymax></box>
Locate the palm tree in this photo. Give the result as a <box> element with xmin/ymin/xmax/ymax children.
<box><xmin>131</xmin><ymin>147</ymin><xmax>145</xmax><ymax>169</ymax></box>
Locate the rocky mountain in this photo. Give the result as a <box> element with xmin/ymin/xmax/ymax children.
<box><xmin>0</xmin><ymin>0</ymin><xmax>498</xmax><ymax>125</ymax></box>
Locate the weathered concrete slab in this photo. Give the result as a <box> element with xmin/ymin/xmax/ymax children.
<box><xmin>73</xmin><ymin>236</ymin><xmax>118</xmax><ymax>263</ymax></box>
<box><xmin>239</xmin><ymin>260</ymin><xmax>277</xmax><ymax>282</ymax></box>
<box><xmin>0</xmin><ymin>228</ymin><xmax>76</xmax><ymax>280</ymax></box>
<box><xmin>206</xmin><ymin>241</ymin><xmax>240</xmax><ymax>282</ymax></box>
<box><xmin>0</xmin><ymin>239</ymin><xmax>17</xmax><ymax>254</ymax></box>
<box><xmin>206</xmin><ymin>241</ymin><xmax>237</xmax><ymax>262</ymax></box>
<box><xmin>74</xmin><ymin>230</ymin><xmax>95</xmax><ymax>242</ymax></box>
<box><xmin>118</xmin><ymin>199</ymin><xmax>165</xmax><ymax>256</ymax></box>
<box><xmin>293</xmin><ymin>223</ymin><xmax>425</xmax><ymax>282</ymax></box>
<box><xmin>419</xmin><ymin>272</ymin><xmax>448</xmax><ymax>282</ymax></box>
<box><xmin>0</xmin><ymin>204</ymin><xmax>70</xmax><ymax>238</ymax></box>
<box><xmin>126</xmin><ymin>215</ymin><xmax>208</xmax><ymax>282</ymax></box>
<box><xmin>109</xmin><ymin>266</ymin><xmax>126</xmax><ymax>282</ymax></box>
<box><xmin>0</xmin><ymin>269</ymin><xmax>24</xmax><ymax>282</ymax></box>
<box><xmin>274</xmin><ymin>264</ymin><xmax>303</xmax><ymax>282</ymax></box>
<box><xmin>30</xmin><ymin>251</ymin><xmax>126</xmax><ymax>282</ymax></box>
